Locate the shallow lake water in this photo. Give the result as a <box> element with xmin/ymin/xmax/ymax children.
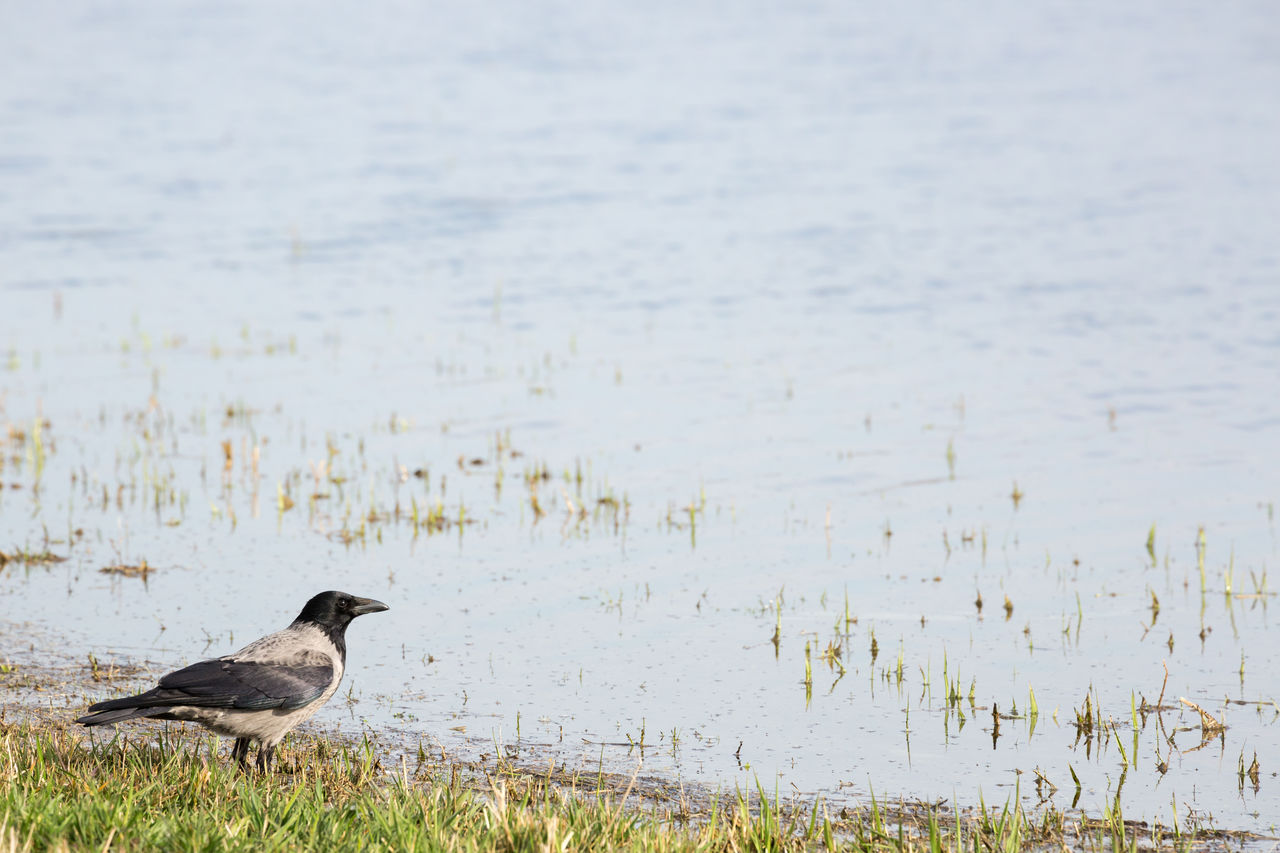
<box><xmin>3</xmin><ymin>0</ymin><xmax>1280</xmax><ymax>836</ymax></box>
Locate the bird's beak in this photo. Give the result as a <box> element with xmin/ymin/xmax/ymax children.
<box><xmin>351</xmin><ymin>597</ymin><xmax>389</xmax><ymax>616</ymax></box>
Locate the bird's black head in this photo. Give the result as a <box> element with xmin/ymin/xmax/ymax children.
<box><xmin>293</xmin><ymin>591</ymin><xmax>389</xmax><ymax>657</ymax></box>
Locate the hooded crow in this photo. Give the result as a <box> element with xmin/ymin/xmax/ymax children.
<box><xmin>76</xmin><ymin>590</ymin><xmax>388</xmax><ymax>771</ymax></box>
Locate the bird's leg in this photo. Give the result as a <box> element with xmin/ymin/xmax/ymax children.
<box><xmin>231</xmin><ymin>737</ymin><xmax>251</xmax><ymax>770</ymax></box>
<box><xmin>256</xmin><ymin>743</ymin><xmax>275</xmax><ymax>774</ymax></box>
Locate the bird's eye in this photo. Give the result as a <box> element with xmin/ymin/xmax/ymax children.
<box><xmin>339</xmin><ymin>597</ymin><xmax>352</xmax><ymax>609</ymax></box>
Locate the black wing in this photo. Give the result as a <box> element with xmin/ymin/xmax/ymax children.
<box><xmin>87</xmin><ymin>657</ymin><xmax>333</xmax><ymax>713</ymax></box>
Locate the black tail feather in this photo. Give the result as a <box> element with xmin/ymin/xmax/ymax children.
<box><xmin>82</xmin><ymin>689</ymin><xmax>168</xmax><ymax>715</ymax></box>
<box><xmin>76</xmin><ymin>706</ymin><xmax>172</xmax><ymax>726</ymax></box>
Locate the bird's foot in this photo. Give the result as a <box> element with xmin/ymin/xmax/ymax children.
<box><xmin>231</xmin><ymin>737</ymin><xmax>251</xmax><ymax>770</ymax></box>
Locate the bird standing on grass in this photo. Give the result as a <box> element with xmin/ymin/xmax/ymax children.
<box><xmin>76</xmin><ymin>590</ymin><xmax>389</xmax><ymax>772</ymax></box>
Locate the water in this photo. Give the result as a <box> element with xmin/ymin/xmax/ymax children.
<box><xmin>2</xmin><ymin>0</ymin><xmax>1279</xmax><ymax>834</ymax></box>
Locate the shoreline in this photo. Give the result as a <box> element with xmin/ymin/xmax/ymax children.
<box><xmin>1</xmin><ymin>647</ymin><xmax>1267</xmax><ymax>851</ymax></box>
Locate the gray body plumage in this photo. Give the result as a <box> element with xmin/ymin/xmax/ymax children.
<box><xmin>77</xmin><ymin>590</ymin><xmax>387</xmax><ymax>771</ymax></box>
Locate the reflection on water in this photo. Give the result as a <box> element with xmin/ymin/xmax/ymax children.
<box><xmin>2</xmin><ymin>0</ymin><xmax>1279</xmax><ymax>833</ymax></box>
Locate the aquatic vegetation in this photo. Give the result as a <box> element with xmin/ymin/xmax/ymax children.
<box><xmin>2</xmin><ymin>308</ymin><xmax>1277</xmax><ymax>840</ymax></box>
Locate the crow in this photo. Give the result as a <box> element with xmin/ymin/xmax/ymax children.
<box><xmin>77</xmin><ymin>590</ymin><xmax>388</xmax><ymax>771</ymax></box>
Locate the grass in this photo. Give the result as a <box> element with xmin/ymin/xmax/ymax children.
<box><xmin>0</xmin><ymin>717</ymin><xmax>1250</xmax><ymax>852</ymax></box>
<box><xmin>0</xmin><ymin>547</ymin><xmax>66</xmax><ymax>568</ymax></box>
